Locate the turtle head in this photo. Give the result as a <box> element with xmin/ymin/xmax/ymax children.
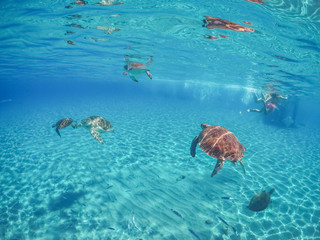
<box><xmin>201</xmin><ymin>123</ymin><xmax>210</xmax><ymax>129</ymax></box>
<box><xmin>105</xmin><ymin>125</ymin><xmax>114</xmax><ymax>131</ymax></box>
<box><xmin>71</xmin><ymin>122</ymin><xmax>82</xmax><ymax>128</ymax></box>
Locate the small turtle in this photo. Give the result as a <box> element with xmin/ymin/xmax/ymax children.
<box><xmin>247</xmin><ymin>188</ymin><xmax>275</xmax><ymax>212</ymax></box>
<box><xmin>190</xmin><ymin>123</ymin><xmax>246</xmax><ymax>177</ymax></box>
<box><xmin>73</xmin><ymin>116</ymin><xmax>113</xmax><ymax>144</ymax></box>
<box><xmin>52</xmin><ymin>118</ymin><xmax>73</xmax><ymax>137</ymax></box>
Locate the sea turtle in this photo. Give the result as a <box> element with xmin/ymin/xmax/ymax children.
<box><xmin>190</xmin><ymin>123</ymin><xmax>246</xmax><ymax>177</ymax></box>
<box><xmin>52</xmin><ymin>118</ymin><xmax>74</xmax><ymax>137</ymax></box>
<box><xmin>247</xmin><ymin>188</ymin><xmax>275</xmax><ymax>212</ymax></box>
<box><xmin>73</xmin><ymin>116</ymin><xmax>113</xmax><ymax>144</ymax></box>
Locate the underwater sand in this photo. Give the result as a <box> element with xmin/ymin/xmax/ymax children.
<box><xmin>0</xmin><ymin>94</ymin><xmax>319</xmax><ymax>240</ymax></box>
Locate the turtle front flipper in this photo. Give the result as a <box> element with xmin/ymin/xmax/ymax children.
<box><xmin>56</xmin><ymin>128</ymin><xmax>61</xmax><ymax>137</ymax></box>
<box><xmin>269</xmin><ymin>188</ymin><xmax>275</xmax><ymax>195</ymax></box>
<box><xmin>90</xmin><ymin>128</ymin><xmax>103</xmax><ymax>144</ymax></box>
<box><xmin>239</xmin><ymin>159</ymin><xmax>246</xmax><ymax>175</ymax></box>
<box><xmin>211</xmin><ymin>159</ymin><xmax>224</xmax><ymax>177</ymax></box>
<box><xmin>190</xmin><ymin>135</ymin><xmax>199</xmax><ymax>157</ymax></box>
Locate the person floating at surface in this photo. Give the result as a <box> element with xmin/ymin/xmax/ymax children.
<box><xmin>202</xmin><ymin>16</ymin><xmax>255</xmax><ymax>32</ymax></box>
<box><xmin>94</xmin><ymin>0</ymin><xmax>124</xmax><ymax>5</ymax></box>
<box><xmin>71</xmin><ymin>0</ymin><xmax>87</xmax><ymax>5</ymax></box>
<box><xmin>123</xmin><ymin>55</ymin><xmax>153</xmax><ymax>82</ymax></box>
<box><xmin>245</xmin><ymin>0</ymin><xmax>265</xmax><ymax>5</ymax></box>
<box><xmin>247</xmin><ymin>92</ymin><xmax>288</xmax><ymax>114</ymax></box>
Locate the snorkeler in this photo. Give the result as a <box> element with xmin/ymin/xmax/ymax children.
<box><xmin>245</xmin><ymin>0</ymin><xmax>265</xmax><ymax>4</ymax></box>
<box><xmin>123</xmin><ymin>55</ymin><xmax>153</xmax><ymax>82</ymax></box>
<box><xmin>94</xmin><ymin>0</ymin><xmax>123</xmax><ymax>5</ymax></box>
<box><xmin>71</xmin><ymin>0</ymin><xmax>87</xmax><ymax>5</ymax></box>
<box><xmin>247</xmin><ymin>92</ymin><xmax>288</xmax><ymax>114</ymax></box>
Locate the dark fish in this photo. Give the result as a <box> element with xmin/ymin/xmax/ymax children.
<box><xmin>171</xmin><ymin>209</ymin><xmax>183</xmax><ymax>218</ymax></box>
<box><xmin>66</xmin><ymin>40</ymin><xmax>75</xmax><ymax>45</ymax></box>
<box><xmin>66</xmin><ymin>23</ymin><xmax>84</xmax><ymax>29</ymax></box>
<box><xmin>221</xmin><ymin>197</ymin><xmax>237</xmax><ymax>204</ymax></box>
<box><xmin>218</xmin><ymin>216</ymin><xmax>229</xmax><ymax>226</ymax></box>
<box><xmin>231</xmin><ymin>226</ymin><xmax>238</xmax><ymax>236</ymax></box>
<box><xmin>221</xmin><ymin>197</ymin><xmax>237</xmax><ymax>201</ymax></box>
<box><xmin>108</xmin><ymin>227</ymin><xmax>115</xmax><ymax>230</ymax></box>
<box><xmin>188</xmin><ymin>228</ymin><xmax>201</xmax><ymax>240</ymax></box>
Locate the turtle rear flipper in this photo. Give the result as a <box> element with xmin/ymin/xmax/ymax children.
<box><xmin>190</xmin><ymin>135</ymin><xmax>199</xmax><ymax>157</ymax></box>
<box><xmin>56</xmin><ymin>128</ymin><xmax>61</xmax><ymax>137</ymax></box>
<box><xmin>239</xmin><ymin>159</ymin><xmax>246</xmax><ymax>175</ymax></box>
<box><xmin>90</xmin><ymin>128</ymin><xmax>103</xmax><ymax>144</ymax></box>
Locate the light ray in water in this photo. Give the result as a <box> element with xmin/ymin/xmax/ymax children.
<box><xmin>128</xmin><ymin>214</ymin><xmax>141</xmax><ymax>232</ymax></box>
<box><xmin>132</xmin><ymin>215</ymin><xmax>141</xmax><ymax>231</ymax></box>
<box><xmin>0</xmin><ymin>99</ymin><xmax>12</xmax><ymax>104</ymax></box>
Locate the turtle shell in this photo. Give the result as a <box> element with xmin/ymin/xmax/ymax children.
<box><xmin>198</xmin><ymin>125</ymin><xmax>246</xmax><ymax>161</ymax></box>
<box><xmin>56</xmin><ymin>118</ymin><xmax>73</xmax><ymax>129</ymax></box>
<box><xmin>82</xmin><ymin>116</ymin><xmax>113</xmax><ymax>131</ymax></box>
<box><xmin>247</xmin><ymin>190</ymin><xmax>272</xmax><ymax>212</ymax></box>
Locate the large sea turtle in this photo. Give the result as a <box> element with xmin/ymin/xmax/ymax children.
<box><xmin>247</xmin><ymin>188</ymin><xmax>275</xmax><ymax>212</ymax></box>
<box><xmin>190</xmin><ymin>123</ymin><xmax>246</xmax><ymax>177</ymax></box>
<box><xmin>73</xmin><ymin>116</ymin><xmax>113</xmax><ymax>144</ymax></box>
<box><xmin>52</xmin><ymin>118</ymin><xmax>73</xmax><ymax>137</ymax></box>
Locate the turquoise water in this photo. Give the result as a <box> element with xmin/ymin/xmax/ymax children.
<box><xmin>1</xmin><ymin>0</ymin><xmax>320</xmax><ymax>239</ymax></box>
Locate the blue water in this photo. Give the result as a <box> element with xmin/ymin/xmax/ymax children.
<box><xmin>1</xmin><ymin>0</ymin><xmax>320</xmax><ymax>239</ymax></box>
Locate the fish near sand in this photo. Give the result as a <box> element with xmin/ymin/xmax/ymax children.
<box><xmin>218</xmin><ymin>216</ymin><xmax>229</xmax><ymax>226</ymax></box>
<box><xmin>218</xmin><ymin>216</ymin><xmax>238</xmax><ymax>236</ymax></box>
<box><xmin>221</xmin><ymin>197</ymin><xmax>237</xmax><ymax>201</ymax></box>
<box><xmin>188</xmin><ymin>228</ymin><xmax>201</xmax><ymax>240</ymax></box>
<box><xmin>170</xmin><ymin>209</ymin><xmax>183</xmax><ymax>218</ymax></box>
